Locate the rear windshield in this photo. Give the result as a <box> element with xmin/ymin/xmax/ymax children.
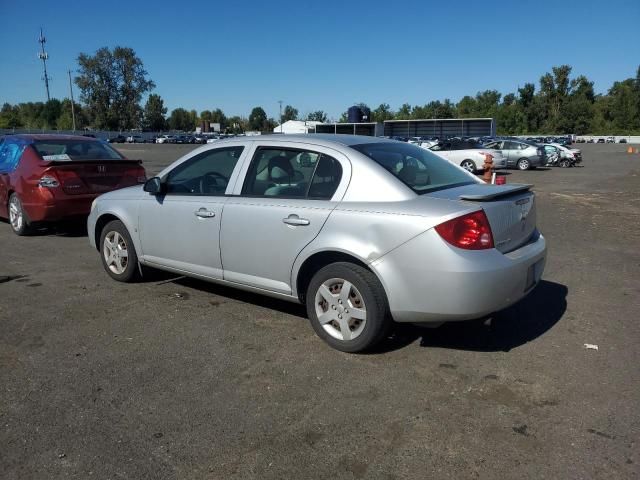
<box><xmin>32</xmin><ymin>140</ymin><xmax>124</xmax><ymax>161</ymax></box>
<box><xmin>351</xmin><ymin>142</ymin><xmax>477</xmax><ymax>194</ymax></box>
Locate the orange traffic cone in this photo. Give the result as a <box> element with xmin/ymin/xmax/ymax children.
<box><xmin>627</xmin><ymin>146</ymin><xmax>634</xmax><ymax>154</ymax></box>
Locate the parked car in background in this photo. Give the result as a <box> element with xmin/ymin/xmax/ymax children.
<box><xmin>0</xmin><ymin>134</ymin><xmax>146</xmax><ymax>235</ymax></box>
<box><xmin>606</xmin><ymin>136</ymin><xmax>615</xmax><ymax>143</ymax></box>
<box><xmin>550</xmin><ymin>143</ymin><xmax>582</xmax><ymax>164</ymax></box>
<box><xmin>597</xmin><ymin>138</ymin><xmax>605</xmax><ymax>143</ymax></box>
<box><xmin>107</xmin><ymin>135</ymin><xmax>127</xmax><ymax>144</ymax></box>
<box><xmin>619</xmin><ymin>138</ymin><xmax>628</xmax><ymax>143</ymax></box>
<box><xmin>126</xmin><ymin>135</ymin><xmax>145</xmax><ymax>143</ymax></box>
<box><xmin>156</xmin><ymin>135</ymin><xmax>175</xmax><ymax>144</ymax></box>
<box><xmin>484</xmin><ymin>140</ymin><xmax>544</xmax><ymax>170</ymax></box>
<box><xmin>88</xmin><ymin>134</ymin><xmax>546</xmax><ymax>352</ymax></box>
<box><xmin>427</xmin><ymin>139</ymin><xmax>506</xmax><ymax>172</ymax></box>
<box><xmin>147</xmin><ymin>136</ymin><xmax>158</xmax><ymax>144</ymax></box>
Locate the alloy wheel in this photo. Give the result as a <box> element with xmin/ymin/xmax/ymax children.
<box><xmin>103</xmin><ymin>231</ymin><xmax>129</xmax><ymax>275</ymax></box>
<box><xmin>9</xmin><ymin>196</ymin><xmax>23</xmax><ymax>232</ymax></box>
<box><xmin>461</xmin><ymin>160</ymin><xmax>475</xmax><ymax>172</ymax></box>
<box><xmin>314</xmin><ymin>278</ymin><xmax>367</xmax><ymax>341</ymax></box>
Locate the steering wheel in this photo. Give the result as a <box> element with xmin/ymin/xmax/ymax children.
<box><xmin>199</xmin><ymin>171</ymin><xmax>228</xmax><ymax>194</ymax></box>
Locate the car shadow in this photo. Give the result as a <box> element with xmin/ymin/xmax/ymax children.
<box><xmin>23</xmin><ymin>218</ymin><xmax>89</xmax><ymax>237</ymax></box>
<box><xmin>147</xmin><ymin>272</ymin><xmax>566</xmax><ymax>354</ymax></box>
<box><xmin>147</xmin><ymin>273</ymin><xmax>308</xmax><ymax>318</ymax></box>
<box><xmin>374</xmin><ymin>280</ymin><xmax>567</xmax><ymax>353</ymax></box>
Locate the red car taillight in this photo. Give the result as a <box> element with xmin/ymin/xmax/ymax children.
<box><xmin>435</xmin><ymin>210</ymin><xmax>494</xmax><ymax>250</ymax></box>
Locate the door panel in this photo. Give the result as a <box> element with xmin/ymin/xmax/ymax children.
<box><xmin>137</xmin><ymin>145</ymin><xmax>247</xmax><ymax>279</ymax></box>
<box><xmin>139</xmin><ymin>196</ymin><xmax>225</xmax><ymax>278</ymax></box>
<box><xmin>220</xmin><ymin>198</ymin><xmax>334</xmax><ymax>293</ymax></box>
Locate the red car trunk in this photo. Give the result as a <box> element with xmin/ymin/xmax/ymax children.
<box><xmin>45</xmin><ymin>160</ymin><xmax>146</xmax><ymax>195</ymax></box>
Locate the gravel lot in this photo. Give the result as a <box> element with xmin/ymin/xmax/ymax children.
<box><xmin>1</xmin><ymin>143</ymin><xmax>639</xmax><ymax>479</ymax></box>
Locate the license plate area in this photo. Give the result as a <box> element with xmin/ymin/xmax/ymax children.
<box><xmin>525</xmin><ymin>259</ymin><xmax>544</xmax><ymax>292</ymax></box>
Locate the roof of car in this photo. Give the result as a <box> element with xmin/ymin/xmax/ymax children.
<box><xmin>225</xmin><ymin>134</ymin><xmax>396</xmax><ymax>147</ymax></box>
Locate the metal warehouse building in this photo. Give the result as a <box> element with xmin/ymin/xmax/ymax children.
<box><xmin>314</xmin><ymin>122</ymin><xmax>384</xmax><ymax>136</ymax></box>
<box><xmin>383</xmin><ymin>118</ymin><xmax>495</xmax><ymax>138</ymax></box>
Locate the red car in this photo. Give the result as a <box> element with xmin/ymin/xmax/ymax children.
<box><xmin>0</xmin><ymin>134</ymin><xmax>146</xmax><ymax>235</ymax></box>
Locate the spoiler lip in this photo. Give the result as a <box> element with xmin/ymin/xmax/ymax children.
<box><xmin>459</xmin><ymin>184</ymin><xmax>533</xmax><ymax>201</ymax></box>
<box><xmin>42</xmin><ymin>158</ymin><xmax>143</xmax><ymax>165</ymax></box>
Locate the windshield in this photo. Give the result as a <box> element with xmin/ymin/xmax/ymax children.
<box><xmin>351</xmin><ymin>142</ymin><xmax>478</xmax><ymax>194</ymax></box>
<box><xmin>32</xmin><ymin>140</ymin><xmax>124</xmax><ymax>161</ymax></box>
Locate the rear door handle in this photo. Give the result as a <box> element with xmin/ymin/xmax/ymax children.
<box><xmin>283</xmin><ymin>214</ymin><xmax>310</xmax><ymax>226</ymax></box>
<box><xmin>194</xmin><ymin>208</ymin><xmax>216</xmax><ymax>218</ymax></box>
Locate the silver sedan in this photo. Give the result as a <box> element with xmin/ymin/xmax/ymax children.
<box><xmin>88</xmin><ymin>135</ymin><xmax>546</xmax><ymax>352</ymax></box>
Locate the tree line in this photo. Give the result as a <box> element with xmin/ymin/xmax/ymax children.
<box><xmin>1</xmin><ymin>45</ymin><xmax>638</xmax><ymax>135</ymax></box>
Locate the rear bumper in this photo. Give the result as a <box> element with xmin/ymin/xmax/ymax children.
<box><xmin>22</xmin><ymin>190</ymin><xmax>97</xmax><ymax>222</ymax></box>
<box><xmin>371</xmin><ymin>229</ymin><xmax>547</xmax><ymax>323</ymax></box>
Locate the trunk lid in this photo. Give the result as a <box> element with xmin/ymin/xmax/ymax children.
<box><xmin>428</xmin><ymin>183</ymin><xmax>537</xmax><ymax>253</ymax></box>
<box><xmin>46</xmin><ymin>160</ymin><xmax>146</xmax><ymax>195</ymax></box>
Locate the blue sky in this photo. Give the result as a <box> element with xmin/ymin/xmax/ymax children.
<box><xmin>1</xmin><ymin>0</ymin><xmax>639</xmax><ymax>120</ymax></box>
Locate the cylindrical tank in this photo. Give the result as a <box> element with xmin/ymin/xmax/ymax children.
<box><xmin>348</xmin><ymin>106</ymin><xmax>362</xmax><ymax>123</ymax></box>
<box><xmin>360</xmin><ymin>106</ymin><xmax>371</xmax><ymax>122</ymax></box>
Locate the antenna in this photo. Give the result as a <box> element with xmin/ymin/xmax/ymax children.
<box><xmin>38</xmin><ymin>27</ymin><xmax>51</xmax><ymax>101</ymax></box>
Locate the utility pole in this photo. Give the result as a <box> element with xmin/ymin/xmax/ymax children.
<box><xmin>68</xmin><ymin>69</ymin><xmax>76</xmax><ymax>132</ymax></box>
<box><xmin>38</xmin><ymin>28</ymin><xmax>51</xmax><ymax>101</ymax></box>
<box><xmin>278</xmin><ymin>100</ymin><xmax>283</xmax><ymax>133</ymax></box>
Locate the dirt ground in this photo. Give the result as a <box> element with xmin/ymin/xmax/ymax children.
<box><xmin>1</xmin><ymin>142</ymin><xmax>639</xmax><ymax>479</ymax></box>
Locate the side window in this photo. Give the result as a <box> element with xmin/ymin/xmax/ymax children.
<box><xmin>242</xmin><ymin>147</ymin><xmax>342</xmax><ymax>199</ymax></box>
<box><xmin>503</xmin><ymin>141</ymin><xmax>516</xmax><ymax>150</ymax></box>
<box><xmin>0</xmin><ymin>141</ymin><xmax>25</xmax><ymax>172</ymax></box>
<box><xmin>165</xmin><ymin>146</ymin><xmax>243</xmax><ymax>195</ymax></box>
<box><xmin>308</xmin><ymin>156</ymin><xmax>343</xmax><ymax>199</ymax></box>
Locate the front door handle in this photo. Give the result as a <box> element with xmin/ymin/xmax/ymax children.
<box><xmin>283</xmin><ymin>214</ymin><xmax>310</xmax><ymax>226</ymax></box>
<box><xmin>194</xmin><ymin>208</ymin><xmax>216</xmax><ymax>218</ymax></box>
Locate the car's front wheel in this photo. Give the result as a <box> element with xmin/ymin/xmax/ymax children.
<box><xmin>306</xmin><ymin>262</ymin><xmax>390</xmax><ymax>353</ymax></box>
<box><xmin>460</xmin><ymin>160</ymin><xmax>476</xmax><ymax>173</ymax></box>
<box><xmin>99</xmin><ymin>220</ymin><xmax>140</xmax><ymax>282</ymax></box>
<box><xmin>517</xmin><ymin>158</ymin><xmax>531</xmax><ymax>170</ymax></box>
<box><xmin>8</xmin><ymin>193</ymin><xmax>32</xmax><ymax>236</ymax></box>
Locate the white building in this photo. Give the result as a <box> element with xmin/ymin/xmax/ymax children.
<box><xmin>273</xmin><ymin>120</ymin><xmax>323</xmax><ymax>134</ymax></box>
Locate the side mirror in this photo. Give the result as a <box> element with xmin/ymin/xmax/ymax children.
<box><xmin>143</xmin><ymin>177</ymin><xmax>164</xmax><ymax>194</ymax></box>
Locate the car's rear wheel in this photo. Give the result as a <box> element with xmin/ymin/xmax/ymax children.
<box><xmin>306</xmin><ymin>262</ymin><xmax>390</xmax><ymax>353</ymax></box>
<box><xmin>8</xmin><ymin>193</ymin><xmax>32</xmax><ymax>236</ymax></box>
<box><xmin>559</xmin><ymin>159</ymin><xmax>571</xmax><ymax>168</ymax></box>
<box><xmin>517</xmin><ymin>158</ymin><xmax>530</xmax><ymax>170</ymax></box>
<box><xmin>100</xmin><ymin>220</ymin><xmax>140</xmax><ymax>282</ymax></box>
<box><xmin>460</xmin><ymin>160</ymin><xmax>476</xmax><ymax>173</ymax></box>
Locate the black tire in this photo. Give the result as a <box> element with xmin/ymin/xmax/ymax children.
<box><xmin>559</xmin><ymin>159</ymin><xmax>571</xmax><ymax>168</ymax></box>
<box><xmin>306</xmin><ymin>262</ymin><xmax>390</xmax><ymax>353</ymax></box>
<box><xmin>517</xmin><ymin>158</ymin><xmax>530</xmax><ymax>171</ymax></box>
<box><xmin>99</xmin><ymin>219</ymin><xmax>140</xmax><ymax>282</ymax></box>
<box><xmin>8</xmin><ymin>193</ymin><xmax>32</xmax><ymax>236</ymax></box>
<box><xmin>460</xmin><ymin>160</ymin><xmax>476</xmax><ymax>173</ymax></box>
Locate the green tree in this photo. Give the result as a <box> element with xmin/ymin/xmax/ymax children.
<box><xmin>248</xmin><ymin>106</ymin><xmax>267</xmax><ymax>131</ymax></box>
<box><xmin>168</xmin><ymin>108</ymin><xmax>192</xmax><ymax>131</ymax></box>
<box><xmin>395</xmin><ymin>103</ymin><xmax>412</xmax><ymax>120</ymax></box>
<box><xmin>210</xmin><ymin>108</ymin><xmax>226</xmax><ymax>126</ymax></box>
<box><xmin>371</xmin><ymin>103</ymin><xmax>394</xmax><ymax>122</ymax></box>
<box><xmin>0</xmin><ymin>103</ymin><xmax>22</xmax><ymax>128</ymax></box>
<box><xmin>40</xmin><ymin>99</ymin><xmax>62</xmax><ymax>129</ymax></box>
<box><xmin>282</xmin><ymin>105</ymin><xmax>298</xmax><ymax>122</ymax></box>
<box><xmin>306</xmin><ymin>111</ymin><xmax>327</xmax><ymax>122</ymax></box>
<box><xmin>143</xmin><ymin>94</ymin><xmax>167</xmax><ymax>131</ymax></box>
<box><xmin>75</xmin><ymin>46</ymin><xmax>155</xmax><ymax>130</ymax></box>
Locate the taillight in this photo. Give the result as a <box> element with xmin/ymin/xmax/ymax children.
<box><xmin>435</xmin><ymin>210</ymin><xmax>494</xmax><ymax>250</ymax></box>
<box><xmin>38</xmin><ymin>175</ymin><xmax>60</xmax><ymax>188</ymax></box>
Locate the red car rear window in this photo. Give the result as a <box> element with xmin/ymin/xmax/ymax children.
<box><xmin>33</xmin><ymin>140</ymin><xmax>124</xmax><ymax>161</ymax></box>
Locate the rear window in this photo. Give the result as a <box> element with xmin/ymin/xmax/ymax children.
<box><xmin>32</xmin><ymin>140</ymin><xmax>124</xmax><ymax>161</ymax></box>
<box><xmin>351</xmin><ymin>142</ymin><xmax>477</xmax><ymax>194</ymax></box>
